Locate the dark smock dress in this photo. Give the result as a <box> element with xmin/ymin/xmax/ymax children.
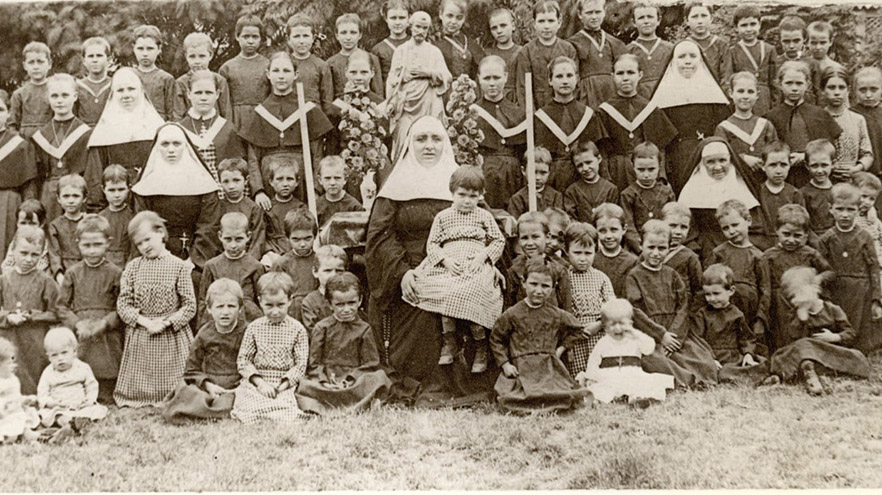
<box><xmin>534</xmin><ymin>99</ymin><xmax>607</xmax><ymax>191</ymax></box>
<box><xmin>0</xmin><ymin>130</ymin><xmax>38</xmax><ymax>261</ymax></box>
<box><xmin>85</xmin><ymin>140</ymin><xmax>154</xmax><ymax>212</ymax></box>
<box><xmin>473</xmin><ymin>97</ymin><xmax>526</xmax><ymax>209</ymax></box>
<box><xmin>134</xmin><ymin>193</ymin><xmax>222</xmax><ymax>270</ymax></box>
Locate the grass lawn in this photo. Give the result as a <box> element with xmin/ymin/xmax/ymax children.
<box><xmin>5</xmin><ymin>354</ymin><xmax>882</xmax><ymax>491</ymax></box>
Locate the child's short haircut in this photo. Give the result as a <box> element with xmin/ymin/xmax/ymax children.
<box><xmin>547</xmin><ymin>56</ymin><xmax>576</xmax><ymax>79</ymax></box>
<box><xmin>220</xmin><ymin>211</ymin><xmax>249</xmax><ymax>233</ymax></box>
<box><xmin>189</xmin><ymin>69</ymin><xmax>217</xmax><ymax>89</ymax></box>
<box><xmin>805</xmin><ymin>138</ymin><xmax>836</xmax><ymax>162</ymax></box>
<box><xmin>778</xmin><ymin>60</ymin><xmax>810</xmax><ymax>82</ymax></box>
<box><xmin>347</xmin><ymin>50</ymin><xmax>373</xmax><ymax>70</ymax></box>
<box><xmin>729</xmin><ymin>71</ymin><xmax>757</xmax><ymax>89</ymax></box>
<box><xmin>807</xmin><ymin>20</ymin><xmax>833</xmax><ymax>39</ymax></box>
<box><xmin>571</xmin><ymin>139</ymin><xmax>599</xmax><ymax>160</ymax></box>
<box><xmin>543</xmin><ymin>207</ymin><xmax>570</xmax><ymax>226</ymax></box>
<box><xmin>517</xmin><ymin>211</ymin><xmax>550</xmax><ymax>235</ymax></box>
<box><xmin>13</xmin><ymin>225</ymin><xmax>46</xmax><ymax>249</ymax></box>
<box><xmin>263</xmin><ymin>152</ymin><xmax>301</xmax><ymax>181</ymax></box>
<box><xmin>133</xmin><ymin>25</ymin><xmax>163</xmax><ymax>46</ymax></box>
<box><xmin>102</xmin><ymin>164</ymin><xmax>130</xmax><ymax>187</ymax></box>
<box><xmin>762</xmin><ymin>140</ymin><xmax>791</xmax><ymax>162</ymax></box>
<box><xmin>523</xmin><ymin>256</ymin><xmax>554</xmax><ymax>279</ymax></box>
<box><xmin>58</xmin><ymin>174</ymin><xmax>87</xmax><ymax>195</ymax></box>
<box><xmin>732</xmin><ymin>5</ymin><xmax>760</xmax><ymax>25</ymax></box>
<box><xmin>235</xmin><ymin>14</ymin><xmax>264</xmax><ymax>37</ymax></box>
<box><xmin>852</xmin><ymin>171</ymin><xmax>882</xmax><ymax>192</ymax></box>
<box><xmin>47</xmin><ymin>73</ymin><xmax>76</xmax><ymax>91</ymax></box>
<box><xmin>593</xmin><ymin>203</ymin><xmax>624</xmax><ymax>224</ymax></box>
<box><xmin>317</xmin><ymin>155</ymin><xmax>346</xmax><ymax>177</ymax></box>
<box><xmin>0</xmin><ymin>337</ymin><xmax>15</xmax><ymax>363</ymax></box>
<box><xmin>685</xmin><ymin>2</ymin><xmax>713</xmax><ymax>17</ymax></box>
<box><xmin>855</xmin><ymin>66</ymin><xmax>882</xmax><ymax>85</ymax></box>
<box><xmin>75</xmin><ymin>213</ymin><xmax>111</xmax><ymax>239</ymax></box>
<box><xmin>383</xmin><ymin>0</ymin><xmax>409</xmax><ymax>15</ymax></box>
<box><xmin>82</xmin><ymin>37</ymin><xmax>111</xmax><ymax>56</ymax></box>
<box><xmin>440</xmin><ymin>0</ymin><xmax>467</xmax><ymax>15</ymax></box>
<box><xmin>632</xmin><ymin>141</ymin><xmax>660</xmax><ymax>160</ymax></box>
<box><xmin>257</xmin><ymin>271</ymin><xmax>295</xmax><ymax>298</ymax></box>
<box><xmin>287</xmin><ymin>13</ymin><xmax>314</xmax><ymax>32</ymax></box>
<box><xmin>336</xmin><ymin>13</ymin><xmax>361</xmax><ymax>31</ymax></box>
<box><xmin>314</xmin><ymin>244</ymin><xmax>347</xmax><ymax>270</ymax></box>
<box><xmin>206</xmin><ymin>277</ymin><xmax>244</xmax><ymax>307</ymax></box>
<box><xmin>489</xmin><ymin>7</ymin><xmax>514</xmax><ymax>23</ymax></box>
<box><xmin>564</xmin><ymin>221</ymin><xmax>597</xmax><ymax>250</ymax></box>
<box><xmin>776</xmin><ymin>204</ymin><xmax>810</xmax><ymax>229</ymax></box>
<box><xmin>128</xmin><ymin>210</ymin><xmax>167</xmax><ymax>241</ymax></box>
<box><xmin>533</xmin><ymin>0</ymin><xmax>561</xmax><ymax>19</ymax></box>
<box><xmin>715</xmin><ymin>199</ymin><xmax>750</xmax><ymax>221</ymax></box>
<box><xmin>531</xmin><ymin>146</ymin><xmax>552</xmax><ymax>165</ymax></box>
<box><xmin>449</xmin><ymin>165</ymin><xmax>484</xmax><ymax>193</ymax></box>
<box><xmin>641</xmin><ymin>219</ymin><xmax>670</xmax><ymax>241</ymax></box>
<box><xmin>284</xmin><ymin>208</ymin><xmax>318</xmax><ymax>236</ymax></box>
<box><xmin>661</xmin><ymin>202</ymin><xmax>691</xmax><ymax>221</ymax></box>
<box><xmin>614</xmin><ymin>52</ymin><xmax>641</xmax><ymax>72</ymax></box>
<box><xmin>324</xmin><ymin>271</ymin><xmax>362</xmax><ymax>301</ymax></box>
<box><xmin>183</xmin><ymin>32</ymin><xmax>214</xmax><ymax>54</ymax></box>
<box><xmin>23</xmin><ymin>41</ymin><xmax>51</xmax><ymax>59</ymax></box>
<box><xmin>16</xmin><ymin>199</ymin><xmax>46</xmax><ymax>227</ymax></box>
<box><xmin>479</xmin><ymin>55</ymin><xmax>507</xmax><ymax>75</ymax></box>
<box><xmin>217</xmin><ymin>157</ymin><xmax>248</xmax><ymax>177</ymax></box>
<box><xmin>600</xmin><ymin>298</ymin><xmax>633</xmax><ymax>322</ymax></box>
<box><xmin>44</xmin><ymin>327</ymin><xmax>77</xmax><ymax>350</ymax></box>
<box><xmin>831</xmin><ymin>182</ymin><xmax>861</xmax><ymax>205</ymax></box>
<box><xmin>702</xmin><ymin>263</ymin><xmax>734</xmax><ymax>288</ymax></box>
<box><xmin>778</xmin><ymin>15</ymin><xmax>806</xmax><ymax>36</ymax></box>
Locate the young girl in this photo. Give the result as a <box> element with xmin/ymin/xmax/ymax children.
<box><xmin>563</xmin><ymin>140</ymin><xmax>618</xmax><ymax>223</ymax></box>
<box><xmin>300</xmin><ymin>245</ymin><xmax>346</xmax><ymax>333</ymax></box>
<box><xmin>506</xmin><ymin>211</ymin><xmax>570</xmax><ymax>309</ymax></box>
<box><xmin>821</xmin><ymin>68</ymin><xmax>874</xmax><ymax>183</ymax></box>
<box><xmin>414</xmin><ymin>166</ymin><xmax>505</xmax><ymax>374</ymax></box>
<box><xmin>661</xmin><ymin>203</ymin><xmax>703</xmax><ymax>308</ymax></box>
<box><xmin>685</xmin><ymin>3</ymin><xmax>725</xmax><ymax>82</ymax></box>
<box><xmin>232</xmin><ymin>272</ymin><xmax>308</xmax><ymax>423</ymax></box>
<box><xmin>1</xmin><ymin>200</ymin><xmax>49</xmax><ymax>276</ymax></box>
<box><xmin>577</xmin><ymin>298</ymin><xmax>673</xmax><ymax>406</ymax></box>
<box><xmin>566</xmin><ymin>0</ymin><xmax>626</xmax><ymax>107</ymax></box>
<box><xmin>514</xmin><ymin>0</ymin><xmax>577</xmax><ymax>109</ymax></box>
<box><xmin>296</xmin><ymin>272</ymin><xmax>391</xmax><ymax>415</ymax></box>
<box><xmin>618</xmin><ymin>142</ymin><xmax>675</xmax><ymax>253</ymax></box>
<box><xmin>765</xmin><ymin>267</ymin><xmax>871</xmax><ymax>395</ymax></box>
<box><xmin>593</xmin><ymin>203</ymin><xmax>639</xmax><ymax>294</ymax></box>
<box><xmin>37</xmin><ymin>327</ymin><xmax>107</xmax><ymax>428</ymax></box>
<box><xmin>98</xmin><ymin>165</ymin><xmax>134</xmax><ymax>268</ymax></box>
<box><xmin>626</xmin><ymin>4</ymin><xmax>673</xmax><ymax>99</ymax></box>
<box><xmin>801</xmin><ymin>139</ymin><xmax>836</xmax><ymax>237</ymax></box>
<box><xmin>435</xmin><ymin>0</ymin><xmax>484</xmax><ymax>82</ymax></box>
<box><xmin>491</xmin><ymin>258</ymin><xmax>588</xmax><ymax>414</ymax></box>
<box><xmin>0</xmin><ymin>225</ymin><xmax>58</xmax><ymax>395</ymax></box>
<box><xmin>720</xmin><ymin>6</ymin><xmax>778</xmax><ymax>116</ymax></box>
<box><xmin>115</xmin><ymin>211</ymin><xmax>197</xmax><ymax>407</ymax></box>
<box><xmin>0</xmin><ymin>337</ymin><xmax>39</xmax><ymax>443</ymax></box>
<box><xmin>714</xmin><ymin>72</ymin><xmax>779</xmax><ymax>172</ymax></box>
<box><xmin>0</xmin><ymin>90</ymin><xmax>38</xmax><ymax>262</ymax></box>
<box><xmin>48</xmin><ymin>173</ymin><xmax>87</xmax><ymax>283</ymax></box>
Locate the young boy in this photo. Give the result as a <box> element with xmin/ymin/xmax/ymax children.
<box><xmin>800</xmin><ymin>138</ymin><xmax>836</xmax><ymax>238</ymax></box>
<box><xmin>714</xmin><ymin>72</ymin><xmax>778</xmax><ymax>171</ymax></box>
<box><xmin>271</xmin><ymin>208</ymin><xmax>319</xmax><ymax>321</ymax></box>
<box><xmin>435</xmin><ymin>0</ymin><xmax>485</xmax><ymax>83</ymax></box>
<box><xmin>199</xmin><ymin>212</ymin><xmax>265</xmax><ymax>327</ymax></box>
<box><xmin>685</xmin><ymin>3</ymin><xmax>725</xmax><ymax>81</ymax></box>
<box><xmin>327</xmin><ymin>14</ymin><xmax>384</xmax><ymax>99</ymax></box>
<box><xmin>286</xmin><ymin>14</ymin><xmax>334</xmax><ymax>117</ymax></box>
<box><xmin>721</xmin><ymin>5</ymin><xmax>778</xmax><ymax>116</ymax></box>
<box><xmin>371</xmin><ymin>0</ymin><xmax>410</xmax><ymax>83</ymax></box>
<box><xmin>514</xmin><ymin>0</ymin><xmax>577</xmax><ymax>109</ymax></box>
<box><xmin>262</xmin><ymin>154</ymin><xmax>305</xmax><ymax>260</ymax></box>
<box><xmin>619</xmin><ymin>142</ymin><xmax>675</xmax><ymax>254</ymax></box>
<box><xmin>806</xmin><ymin>21</ymin><xmax>843</xmax><ymax>97</ymax></box>
<box><xmin>219</xmin><ymin>15</ymin><xmax>270</xmax><ymax>129</ymax></box>
<box><xmin>506</xmin><ymin>147</ymin><xmax>563</xmax><ymax>219</ymax></box>
<box><xmin>852</xmin><ymin>67</ymin><xmax>882</xmax><ymax>178</ymax></box>
<box><xmin>49</xmin><ymin>174</ymin><xmax>87</xmax><ymax>284</ymax></box>
<box><xmin>543</xmin><ymin>207</ymin><xmax>570</xmax><ymax>265</ymax></box>
<box><xmin>564</xmin><ymin>140</ymin><xmax>618</xmax><ymax>223</ymax></box>
<box><xmin>56</xmin><ymin>214</ymin><xmax>122</xmax><ymax>403</ymax></box>
<box><xmin>708</xmin><ymin>199</ymin><xmax>772</xmax><ymax>357</ymax></box>
<box><xmin>315</xmin><ymin>155</ymin><xmax>362</xmax><ymax>228</ymax></box>
<box><xmin>300</xmin><ymin>244</ymin><xmax>347</xmax><ymax>333</ymax></box>
<box><xmin>751</xmin><ymin>141</ymin><xmax>805</xmax><ymax>251</ymax></box>
<box><xmin>626</xmin><ymin>3</ymin><xmax>673</xmax><ymax>99</ymax></box>
<box><xmin>10</xmin><ymin>42</ymin><xmax>53</xmax><ymax>139</ymax></box>
<box><xmin>75</xmin><ymin>37</ymin><xmax>112</xmax><ymax>126</ymax></box>
<box><xmin>173</xmin><ymin>32</ymin><xmax>233</xmax><ymax>121</ymax></box>
<box><xmin>505</xmin><ymin>211</ymin><xmax>569</xmax><ymax>309</ymax></box>
<box><xmin>593</xmin><ymin>203</ymin><xmax>639</xmax><ymax>293</ymax></box>
<box><xmin>485</xmin><ymin>8</ymin><xmax>522</xmax><ymax>103</ymax></box>
<box><xmin>132</xmin><ymin>25</ymin><xmax>176</xmax><ymax>121</ymax></box>
<box><xmin>853</xmin><ymin>172</ymin><xmax>882</xmax><ymax>270</ymax></box>
<box><xmin>567</xmin><ymin>0</ymin><xmax>626</xmax><ymax>108</ymax></box>
<box><xmin>217</xmin><ymin>158</ymin><xmax>265</xmax><ymax>259</ymax></box>
<box><xmin>97</xmin><ymin>165</ymin><xmax>134</xmax><ymax>269</ymax></box>
<box><xmin>661</xmin><ymin>202</ymin><xmax>703</xmax><ymax>310</ymax></box>
<box><xmin>818</xmin><ymin>182</ymin><xmax>882</xmax><ymax>354</ymax></box>
<box><xmin>775</xmin><ymin>16</ymin><xmax>817</xmax><ymax>104</ymax></box>
<box><xmin>32</xmin><ymin>74</ymin><xmax>92</xmax><ymax>222</ymax></box>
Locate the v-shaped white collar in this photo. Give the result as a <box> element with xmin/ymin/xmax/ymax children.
<box><xmin>535</xmin><ymin>106</ymin><xmax>594</xmax><ymax>149</ymax></box>
<box><xmin>31</xmin><ymin>123</ymin><xmax>90</xmax><ymax>159</ymax></box>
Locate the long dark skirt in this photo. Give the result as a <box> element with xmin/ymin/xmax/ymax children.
<box><xmin>770</xmin><ymin>338</ymin><xmax>871</xmax><ymax>380</ymax></box>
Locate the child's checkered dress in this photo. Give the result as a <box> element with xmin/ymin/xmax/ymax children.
<box><xmin>565</xmin><ymin>267</ymin><xmax>615</xmax><ymax>377</ymax></box>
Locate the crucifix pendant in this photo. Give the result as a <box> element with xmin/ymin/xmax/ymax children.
<box><xmin>179</xmin><ymin>232</ymin><xmax>190</xmax><ymax>253</ymax></box>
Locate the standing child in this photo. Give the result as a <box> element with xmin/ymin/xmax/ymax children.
<box><xmin>10</xmin><ymin>42</ymin><xmax>53</xmax><ymax>139</ymax></box>
<box><xmin>764</xmin><ymin>267</ymin><xmax>871</xmax><ymax>395</ymax></box>
<box><xmin>327</xmin><ymin>14</ymin><xmax>384</xmax><ymax>100</ymax></box>
<box><xmin>0</xmin><ymin>226</ymin><xmax>58</xmax><ymax>394</ymax></box>
<box><xmin>818</xmin><ymin>182</ymin><xmax>882</xmax><ymax>354</ymax></box>
<box><xmin>714</xmin><ymin>72</ymin><xmax>778</xmax><ymax>172</ymax></box>
<box><xmin>114</xmin><ymin>211</ymin><xmax>197</xmax><ymax>407</ymax></box>
<box><xmin>370</xmin><ymin>0</ymin><xmax>410</xmax><ymax>83</ymax></box>
<box><xmin>132</xmin><ymin>25</ymin><xmax>176</xmax><ymax>121</ymax></box>
<box><xmin>413</xmin><ymin>166</ymin><xmax>505</xmax><ymax>373</ymax></box>
<box><xmin>852</xmin><ymin>67</ymin><xmax>882</xmax><ymax>178</ymax></box>
<box><xmin>491</xmin><ymin>257</ymin><xmax>588</xmax><ymax>414</ymax></box>
<box><xmin>0</xmin><ymin>91</ymin><xmax>39</xmax><ymax>262</ymax></box>
<box><xmin>198</xmin><ymin>212</ymin><xmax>265</xmax><ymax>327</ymax></box>
<box><xmin>435</xmin><ymin>0</ymin><xmax>485</xmax><ymax>82</ymax></box>
<box><xmin>775</xmin><ymin>16</ymin><xmax>817</xmax><ymax>104</ymax></box>
<box><xmin>567</xmin><ymin>0</ymin><xmax>626</xmax><ymax>107</ymax></box>
<box><xmin>750</xmin><ymin>141</ymin><xmax>804</xmax><ymax>251</ymax></box>
<box><xmin>271</xmin><ymin>208</ymin><xmax>319</xmax><ymax>321</ymax></box>
<box><xmin>563</xmin><ymin>140</ymin><xmax>618</xmax><ymax>223</ymax></box>
<box><xmin>806</xmin><ymin>21</ymin><xmax>843</xmax><ymax>98</ymax></box>
<box><xmin>626</xmin><ymin>4</ymin><xmax>673</xmax><ymax>99</ymax></box>
<box><xmin>619</xmin><ymin>142</ymin><xmax>676</xmax><ymax>254</ymax></box>
<box><xmin>217</xmin><ymin>158</ymin><xmax>266</xmax><ymax>259</ymax></box>
<box><xmin>800</xmin><ymin>139</ymin><xmax>836</xmax><ymax>238</ymax></box>
<box><xmin>721</xmin><ymin>6</ymin><xmax>778</xmax><ymax>116</ymax></box>
<box><xmin>296</xmin><ymin>272</ymin><xmax>391</xmax><ymax>415</ymax></box>
<box><xmin>173</xmin><ymin>33</ymin><xmax>233</xmax><ymax>121</ymax></box>
<box><xmin>261</xmin><ymin>155</ymin><xmax>305</xmax><ymax>259</ymax></box>
<box><xmin>0</xmin><ymin>338</ymin><xmax>39</xmax><ymax>443</ymax></box>
<box><xmin>300</xmin><ymin>245</ymin><xmax>346</xmax><ymax>333</ymax></box>
<box><xmin>660</xmin><ymin>202</ymin><xmax>702</xmax><ymax>308</ymax></box>
<box><xmin>98</xmin><ymin>165</ymin><xmax>134</xmax><ymax>268</ymax></box>
<box><xmin>285</xmin><ymin>14</ymin><xmax>334</xmax><ymax>117</ymax></box>
<box><xmin>219</xmin><ymin>15</ymin><xmax>271</xmax><ymax>129</ymax></box>
<box><xmin>48</xmin><ymin>174</ymin><xmax>87</xmax><ymax>284</ymax></box>
<box><xmin>505</xmin><ymin>211</ymin><xmax>569</xmax><ymax>309</ymax></box>
<box><xmin>506</xmin><ymin>147</ymin><xmax>563</xmax><ymax>219</ymax></box>
<box><xmin>514</xmin><ymin>1</ymin><xmax>577</xmax><ymax>109</ymax></box>
<box><xmin>485</xmin><ymin>8</ymin><xmax>522</xmax><ymax>102</ymax></box>
<box><xmin>821</xmin><ymin>68</ymin><xmax>874</xmax><ymax>182</ymax></box>
<box><xmin>593</xmin><ymin>203</ymin><xmax>639</xmax><ymax>294</ymax></box>
<box><xmin>163</xmin><ymin>279</ymin><xmax>246</xmax><ymax>423</ymax></box>
<box><xmin>315</xmin><ymin>155</ymin><xmax>363</xmax><ymax>228</ymax></box>
<box><xmin>684</xmin><ymin>3</ymin><xmax>725</xmax><ymax>82</ymax></box>
<box><xmin>853</xmin><ymin>172</ymin><xmax>882</xmax><ymax>270</ymax></box>
<box><xmin>75</xmin><ymin>38</ymin><xmax>112</xmax><ymax>126</ymax></box>
<box><xmin>1</xmin><ymin>201</ymin><xmax>48</xmax><ymax>276</ymax></box>
<box><xmin>33</xmin><ymin>74</ymin><xmax>92</xmax><ymax>222</ymax></box>
<box><xmin>231</xmin><ymin>272</ymin><xmax>308</xmax><ymax>423</ymax></box>
<box><xmin>56</xmin><ymin>214</ymin><xmax>122</xmax><ymax>403</ymax></box>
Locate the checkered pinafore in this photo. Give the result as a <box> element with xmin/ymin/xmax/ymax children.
<box><xmin>565</xmin><ymin>267</ymin><xmax>615</xmax><ymax>377</ymax></box>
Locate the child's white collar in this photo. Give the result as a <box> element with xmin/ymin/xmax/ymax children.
<box><xmin>765</xmin><ymin>181</ymin><xmax>786</xmax><ymax>194</ymax></box>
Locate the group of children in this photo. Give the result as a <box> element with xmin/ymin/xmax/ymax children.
<box><xmin>2</xmin><ymin>0</ymin><xmax>882</xmax><ymax>440</ymax></box>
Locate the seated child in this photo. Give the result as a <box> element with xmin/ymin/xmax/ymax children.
<box><xmin>413</xmin><ymin>166</ymin><xmax>505</xmax><ymax>373</ymax></box>
<box><xmin>271</xmin><ymin>208</ymin><xmax>319</xmax><ymax>321</ymax></box>
<box><xmin>1</xmin><ymin>200</ymin><xmax>49</xmax><ymax>276</ymax></box>
<box><xmin>763</xmin><ymin>267</ymin><xmax>871</xmax><ymax>395</ymax></box>
<box><xmin>0</xmin><ymin>337</ymin><xmax>39</xmax><ymax>443</ymax></box>
<box><xmin>505</xmin><ymin>211</ymin><xmax>569</xmax><ymax>308</ymax></box>
<box><xmin>853</xmin><ymin>172</ymin><xmax>882</xmax><ymax>268</ymax></box>
<box><xmin>315</xmin><ymin>155</ymin><xmax>363</xmax><ymax>228</ymax></box>
<box><xmin>163</xmin><ymin>278</ymin><xmax>247</xmax><ymax>423</ymax></box>
<box><xmin>48</xmin><ymin>174</ymin><xmax>87</xmax><ymax>285</ymax></box>
<box><xmin>232</xmin><ymin>272</ymin><xmax>308</xmax><ymax>423</ymax></box>
<box><xmin>507</xmin><ymin>147</ymin><xmax>563</xmax><ymax>219</ymax></box>
<box><xmin>37</xmin><ymin>327</ymin><xmax>108</xmax><ymax>429</ymax></box>
<box><xmin>564</xmin><ymin>140</ymin><xmax>618</xmax><ymax>223</ymax></box>
<box><xmin>619</xmin><ymin>142</ymin><xmax>675</xmax><ymax>254</ymax></box>
<box><xmin>490</xmin><ymin>257</ymin><xmax>589</xmax><ymax>414</ymax></box>
<box><xmin>592</xmin><ymin>203</ymin><xmax>639</xmax><ymax>294</ymax></box>
<box><xmin>751</xmin><ymin>141</ymin><xmax>805</xmax><ymax>251</ymax></box>
<box><xmin>661</xmin><ymin>202</ymin><xmax>703</xmax><ymax>308</ymax></box>
<box><xmin>217</xmin><ymin>158</ymin><xmax>266</xmax><ymax>259</ymax></box>
<box><xmin>577</xmin><ymin>298</ymin><xmax>673</xmax><ymax>407</ymax></box>
<box><xmin>301</xmin><ymin>245</ymin><xmax>346</xmax><ymax>334</ymax></box>
<box><xmin>295</xmin><ymin>272</ymin><xmax>391</xmax><ymax>415</ymax></box>
<box><xmin>97</xmin><ymin>165</ymin><xmax>134</xmax><ymax>268</ymax></box>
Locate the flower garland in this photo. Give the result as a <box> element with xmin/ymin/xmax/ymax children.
<box><xmin>338</xmin><ymin>82</ymin><xmax>389</xmax><ymax>182</ymax></box>
<box><xmin>445</xmin><ymin>74</ymin><xmax>485</xmax><ymax>167</ymax></box>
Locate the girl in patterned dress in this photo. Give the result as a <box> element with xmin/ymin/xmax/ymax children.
<box><xmin>232</xmin><ymin>272</ymin><xmax>308</xmax><ymax>423</ymax></box>
<box><xmin>114</xmin><ymin>211</ymin><xmax>197</xmax><ymax>407</ymax></box>
<box><xmin>413</xmin><ymin>166</ymin><xmax>505</xmax><ymax>374</ymax></box>
<box><xmin>821</xmin><ymin>67</ymin><xmax>874</xmax><ymax>183</ymax></box>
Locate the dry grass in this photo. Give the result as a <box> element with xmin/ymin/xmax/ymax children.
<box><xmin>5</xmin><ymin>354</ymin><xmax>882</xmax><ymax>491</ymax></box>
